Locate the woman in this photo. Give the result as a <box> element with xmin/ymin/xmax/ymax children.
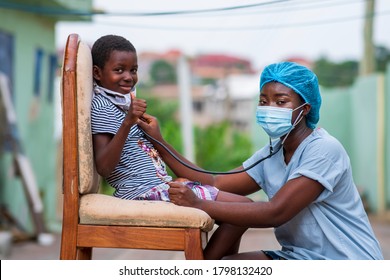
<box><xmin>137</xmin><ymin>61</ymin><xmax>383</xmax><ymax>260</ymax></box>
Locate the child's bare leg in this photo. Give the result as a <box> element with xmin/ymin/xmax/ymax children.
<box><xmin>203</xmin><ymin>191</ymin><xmax>251</xmax><ymax>259</ymax></box>
<box><xmin>204</xmin><ymin>223</ymin><xmax>248</xmax><ymax>260</ymax></box>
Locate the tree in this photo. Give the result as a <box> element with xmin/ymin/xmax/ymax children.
<box><xmin>194</xmin><ymin>121</ymin><xmax>253</xmax><ymax>172</ymax></box>
<box><xmin>313</xmin><ymin>57</ymin><xmax>359</xmax><ymax>88</ymax></box>
<box><xmin>150</xmin><ymin>60</ymin><xmax>177</xmax><ymax>85</ymax></box>
<box><xmin>313</xmin><ymin>44</ymin><xmax>390</xmax><ymax>88</ymax></box>
<box><xmin>375</xmin><ymin>45</ymin><xmax>390</xmax><ymax>72</ymax></box>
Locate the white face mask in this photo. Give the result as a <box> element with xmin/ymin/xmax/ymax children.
<box><xmin>93</xmin><ymin>85</ymin><xmax>136</xmax><ymax>111</ymax></box>
<box><xmin>256</xmin><ymin>103</ymin><xmax>306</xmax><ymax>139</ymax></box>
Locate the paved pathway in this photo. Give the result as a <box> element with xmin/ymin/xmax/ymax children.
<box><xmin>2</xmin><ymin>215</ymin><xmax>389</xmax><ymax>260</ymax></box>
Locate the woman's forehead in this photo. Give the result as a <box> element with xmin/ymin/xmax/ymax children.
<box><xmin>261</xmin><ymin>82</ymin><xmax>296</xmax><ymax>96</ymax></box>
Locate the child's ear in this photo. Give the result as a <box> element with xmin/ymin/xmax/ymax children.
<box><xmin>92</xmin><ymin>65</ymin><xmax>102</xmax><ymax>81</ymax></box>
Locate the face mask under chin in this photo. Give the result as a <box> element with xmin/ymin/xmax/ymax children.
<box><xmin>93</xmin><ymin>84</ymin><xmax>136</xmax><ymax>112</ymax></box>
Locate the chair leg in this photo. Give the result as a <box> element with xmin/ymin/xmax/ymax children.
<box><xmin>77</xmin><ymin>247</ymin><xmax>93</xmax><ymax>260</ymax></box>
<box><xmin>60</xmin><ymin>230</ymin><xmax>77</xmax><ymax>259</ymax></box>
<box><xmin>184</xmin><ymin>229</ymin><xmax>205</xmax><ymax>260</ymax></box>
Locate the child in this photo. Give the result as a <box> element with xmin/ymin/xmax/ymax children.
<box><xmin>90</xmin><ymin>35</ymin><xmax>250</xmax><ymax>259</ymax></box>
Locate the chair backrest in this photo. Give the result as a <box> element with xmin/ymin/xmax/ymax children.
<box><xmin>62</xmin><ymin>34</ymin><xmax>99</xmax><ymax>196</ymax></box>
<box><xmin>75</xmin><ymin>39</ymin><xmax>100</xmax><ymax>194</ymax></box>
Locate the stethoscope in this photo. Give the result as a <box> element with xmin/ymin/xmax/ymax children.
<box><xmin>140</xmin><ymin>104</ymin><xmax>303</xmax><ymax>175</ymax></box>
<box><xmin>141</xmin><ymin>106</ymin><xmax>305</xmax><ymax>175</ymax></box>
<box><xmin>95</xmin><ymin>87</ymin><xmax>299</xmax><ymax>175</ymax></box>
<box><xmin>142</xmin><ymin>129</ymin><xmax>282</xmax><ymax>175</ymax></box>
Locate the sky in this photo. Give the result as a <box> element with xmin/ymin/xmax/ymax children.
<box><xmin>56</xmin><ymin>0</ymin><xmax>390</xmax><ymax>71</ymax></box>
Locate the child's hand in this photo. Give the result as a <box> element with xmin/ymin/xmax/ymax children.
<box><xmin>126</xmin><ymin>93</ymin><xmax>146</xmax><ymax>124</ymax></box>
<box><xmin>137</xmin><ymin>113</ymin><xmax>164</xmax><ymax>141</ymax></box>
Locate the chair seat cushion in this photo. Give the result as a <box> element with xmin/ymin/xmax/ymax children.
<box><xmin>79</xmin><ymin>194</ymin><xmax>214</xmax><ymax>232</ymax></box>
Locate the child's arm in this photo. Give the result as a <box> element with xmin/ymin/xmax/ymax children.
<box><xmin>93</xmin><ymin>94</ymin><xmax>146</xmax><ymax>177</ymax></box>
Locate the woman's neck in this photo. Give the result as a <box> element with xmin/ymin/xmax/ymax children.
<box><xmin>282</xmin><ymin>124</ymin><xmax>313</xmax><ymax>164</ymax></box>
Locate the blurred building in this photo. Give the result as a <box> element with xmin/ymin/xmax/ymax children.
<box><xmin>201</xmin><ymin>73</ymin><xmax>260</xmax><ymax>132</ymax></box>
<box><xmin>143</xmin><ymin>51</ymin><xmax>258</xmax><ymax>130</ymax></box>
<box><xmin>192</xmin><ymin>53</ymin><xmax>256</xmax><ymax>80</ymax></box>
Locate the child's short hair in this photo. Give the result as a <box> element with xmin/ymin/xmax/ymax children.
<box><xmin>91</xmin><ymin>35</ymin><xmax>136</xmax><ymax>69</ymax></box>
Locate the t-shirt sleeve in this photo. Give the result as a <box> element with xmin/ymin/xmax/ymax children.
<box><xmin>289</xmin><ymin>137</ymin><xmax>349</xmax><ymax>202</ymax></box>
<box><xmin>91</xmin><ymin>98</ymin><xmax>119</xmax><ymax>135</ymax></box>
<box><xmin>243</xmin><ymin>145</ymin><xmax>270</xmax><ymax>188</ymax></box>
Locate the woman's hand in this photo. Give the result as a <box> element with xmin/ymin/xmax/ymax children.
<box><xmin>168</xmin><ymin>181</ymin><xmax>201</xmax><ymax>207</ymax></box>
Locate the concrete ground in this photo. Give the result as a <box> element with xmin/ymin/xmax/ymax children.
<box><xmin>2</xmin><ymin>214</ymin><xmax>389</xmax><ymax>260</ymax></box>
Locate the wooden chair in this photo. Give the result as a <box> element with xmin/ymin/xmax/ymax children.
<box><xmin>60</xmin><ymin>33</ymin><xmax>214</xmax><ymax>260</ymax></box>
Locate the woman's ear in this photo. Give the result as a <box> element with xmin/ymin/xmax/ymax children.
<box><xmin>92</xmin><ymin>65</ymin><xmax>101</xmax><ymax>82</ymax></box>
<box><xmin>303</xmin><ymin>103</ymin><xmax>311</xmax><ymax>116</ymax></box>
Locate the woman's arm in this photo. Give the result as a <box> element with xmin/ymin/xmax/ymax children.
<box><xmin>168</xmin><ymin>175</ymin><xmax>324</xmax><ymax>227</ymax></box>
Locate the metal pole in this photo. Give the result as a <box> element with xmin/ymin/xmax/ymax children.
<box><xmin>360</xmin><ymin>0</ymin><xmax>376</xmax><ymax>75</ymax></box>
<box><xmin>177</xmin><ymin>55</ymin><xmax>195</xmax><ymax>162</ymax></box>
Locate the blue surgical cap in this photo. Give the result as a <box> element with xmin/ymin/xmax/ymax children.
<box><xmin>260</xmin><ymin>61</ymin><xmax>321</xmax><ymax>129</ymax></box>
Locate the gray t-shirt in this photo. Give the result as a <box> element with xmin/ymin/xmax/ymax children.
<box><xmin>243</xmin><ymin>128</ymin><xmax>383</xmax><ymax>259</ymax></box>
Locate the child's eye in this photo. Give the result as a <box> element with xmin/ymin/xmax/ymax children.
<box><xmin>114</xmin><ymin>68</ymin><xmax>124</xmax><ymax>74</ymax></box>
<box><xmin>131</xmin><ymin>69</ymin><xmax>138</xmax><ymax>74</ymax></box>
